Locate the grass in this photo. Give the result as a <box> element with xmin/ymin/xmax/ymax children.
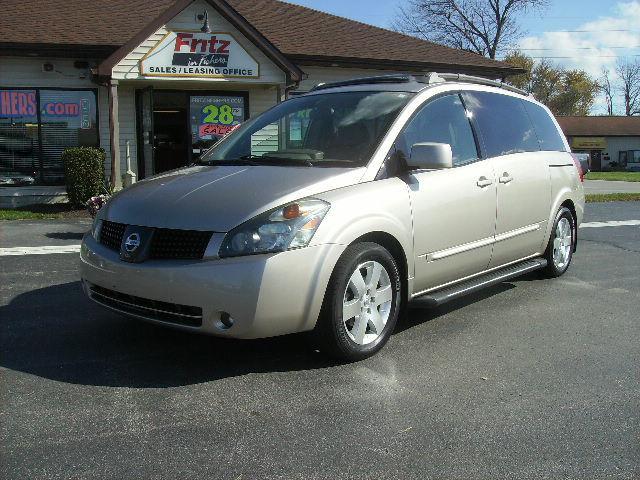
<box><xmin>585</xmin><ymin>193</ymin><xmax>640</xmax><ymax>203</ymax></box>
<box><xmin>584</xmin><ymin>171</ymin><xmax>640</xmax><ymax>182</ymax></box>
<box><xmin>0</xmin><ymin>204</ymin><xmax>89</xmax><ymax>220</ymax></box>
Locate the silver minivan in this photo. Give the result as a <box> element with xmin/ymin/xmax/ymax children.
<box><xmin>81</xmin><ymin>73</ymin><xmax>585</xmax><ymax>360</ymax></box>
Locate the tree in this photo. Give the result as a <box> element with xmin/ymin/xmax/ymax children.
<box><xmin>394</xmin><ymin>0</ymin><xmax>548</xmax><ymax>59</ymax></box>
<box><xmin>599</xmin><ymin>68</ymin><xmax>615</xmax><ymax>116</ymax></box>
<box><xmin>616</xmin><ymin>58</ymin><xmax>640</xmax><ymax>116</ymax></box>
<box><xmin>504</xmin><ymin>52</ymin><xmax>599</xmax><ymax>116</ymax></box>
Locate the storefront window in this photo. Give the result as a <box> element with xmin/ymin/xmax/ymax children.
<box><xmin>189</xmin><ymin>94</ymin><xmax>245</xmax><ymax>159</ymax></box>
<box><xmin>0</xmin><ymin>88</ymin><xmax>98</xmax><ymax>186</ymax></box>
<box><xmin>0</xmin><ymin>89</ymin><xmax>39</xmax><ymax>186</ymax></box>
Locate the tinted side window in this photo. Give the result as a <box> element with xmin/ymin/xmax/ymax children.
<box><xmin>523</xmin><ymin>101</ymin><xmax>567</xmax><ymax>152</ymax></box>
<box><xmin>464</xmin><ymin>91</ymin><xmax>539</xmax><ymax>157</ymax></box>
<box><xmin>398</xmin><ymin>94</ymin><xmax>478</xmax><ymax>166</ymax></box>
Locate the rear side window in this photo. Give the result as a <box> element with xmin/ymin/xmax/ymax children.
<box><xmin>463</xmin><ymin>91</ymin><xmax>539</xmax><ymax>157</ymax></box>
<box><xmin>523</xmin><ymin>101</ymin><xmax>567</xmax><ymax>152</ymax></box>
<box><xmin>397</xmin><ymin>94</ymin><xmax>478</xmax><ymax>166</ymax></box>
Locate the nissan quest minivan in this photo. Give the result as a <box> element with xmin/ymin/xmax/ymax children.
<box><xmin>80</xmin><ymin>73</ymin><xmax>585</xmax><ymax>361</ymax></box>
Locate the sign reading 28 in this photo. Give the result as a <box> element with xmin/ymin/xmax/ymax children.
<box><xmin>201</xmin><ymin>104</ymin><xmax>234</xmax><ymax>125</ymax></box>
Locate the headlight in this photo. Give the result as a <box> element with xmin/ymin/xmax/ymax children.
<box><xmin>91</xmin><ymin>218</ymin><xmax>103</xmax><ymax>241</ymax></box>
<box><xmin>219</xmin><ymin>199</ymin><xmax>330</xmax><ymax>258</ymax></box>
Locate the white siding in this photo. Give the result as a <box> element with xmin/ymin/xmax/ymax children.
<box><xmin>116</xmin><ymin>87</ymin><xmax>137</xmax><ymax>179</ymax></box>
<box><xmin>112</xmin><ymin>0</ymin><xmax>285</xmax><ymax>85</ymax></box>
<box><xmin>0</xmin><ymin>57</ymin><xmax>97</xmax><ymax>88</ymax></box>
<box><xmin>604</xmin><ymin>136</ymin><xmax>640</xmax><ymax>168</ymax></box>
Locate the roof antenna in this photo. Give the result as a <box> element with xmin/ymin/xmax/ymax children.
<box><xmin>200</xmin><ymin>10</ymin><xmax>211</xmax><ymax>33</ymax></box>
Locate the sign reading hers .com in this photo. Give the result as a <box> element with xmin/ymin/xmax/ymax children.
<box><xmin>140</xmin><ymin>31</ymin><xmax>259</xmax><ymax>78</ymax></box>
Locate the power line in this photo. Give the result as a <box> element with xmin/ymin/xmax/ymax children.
<box><xmin>506</xmin><ymin>46</ymin><xmax>640</xmax><ymax>51</ymax></box>
<box><xmin>498</xmin><ymin>54</ymin><xmax>640</xmax><ymax>59</ymax></box>
<box><xmin>524</xmin><ymin>29</ymin><xmax>640</xmax><ymax>33</ymax></box>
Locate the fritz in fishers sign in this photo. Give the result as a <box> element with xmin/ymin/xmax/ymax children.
<box><xmin>140</xmin><ymin>31</ymin><xmax>259</xmax><ymax>79</ymax></box>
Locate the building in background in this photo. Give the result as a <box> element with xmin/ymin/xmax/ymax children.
<box><xmin>557</xmin><ymin>116</ymin><xmax>640</xmax><ymax>172</ymax></box>
<box><xmin>0</xmin><ymin>0</ymin><xmax>521</xmax><ymax>207</ymax></box>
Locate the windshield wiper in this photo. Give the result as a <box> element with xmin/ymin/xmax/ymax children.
<box><xmin>239</xmin><ymin>154</ymin><xmax>313</xmax><ymax>167</ymax></box>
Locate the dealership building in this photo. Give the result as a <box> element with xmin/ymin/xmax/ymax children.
<box><xmin>0</xmin><ymin>0</ymin><xmax>520</xmax><ymax>206</ymax></box>
<box><xmin>556</xmin><ymin>116</ymin><xmax>640</xmax><ymax>172</ymax></box>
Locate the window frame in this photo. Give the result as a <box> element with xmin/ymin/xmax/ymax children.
<box><xmin>0</xmin><ymin>86</ymin><xmax>100</xmax><ymax>185</ymax></box>
<box><xmin>393</xmin><ymin>91</ymin><xmax>483</xmax><ymax>169</ymax></box>
<box><xmin>520</xmin><ymin>98</ymin><xmax>567</xmax><ymax>153</ymax></box>
<box><xmin>460</xmin><ymin>90</ymin><xmax>541</xmax><ymax>160</ymax></box>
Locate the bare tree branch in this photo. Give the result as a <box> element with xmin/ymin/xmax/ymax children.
<box><xmin>393</xmin><ymin>0</ymin><xmax>548</xmax><ymax>59</ymax></box>
<box><xmin>599</xmin><ymin>68</ymin><xmax>615</xmax><ymax>116</ymax></box>
<box><xmin>616</xmin><ymin>58</ymin><xmax>640</xmax><ymax>116</ymax></box>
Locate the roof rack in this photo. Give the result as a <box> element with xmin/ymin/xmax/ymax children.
<box><xmin>308</xmin><ymin>72</ymin><xmax>530</xmax><ymax>97</ymax></box>
<box><xmin>309</xmin><ymin>74</ymin><xmax>415</xmax><ymax>92</ymax></box>
<box><xmin>434</xmin><ymin>73</ymin><xmax>530</xmax><ymax>96</ymax></box>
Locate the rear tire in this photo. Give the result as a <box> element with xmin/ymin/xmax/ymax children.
<box><xmin>543</xmin><ymin>206</ymin><xmax>575</xmax><ymax>278</ymax></box>
<box><xmin>313</xmin><ymin>242</ymin><xmax>401</xmax><ymax>361</ymax></box>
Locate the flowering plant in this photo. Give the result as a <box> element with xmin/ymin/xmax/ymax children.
<box><xmin>86</xmin><ymin>194</ymin><xmax>110</xmax><ymax>218</ymax></box>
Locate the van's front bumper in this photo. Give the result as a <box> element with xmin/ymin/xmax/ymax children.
<box><xmin>80</xmin><ymin>235</ymin><xmax>345</xmax><ymax>339</ymax></box>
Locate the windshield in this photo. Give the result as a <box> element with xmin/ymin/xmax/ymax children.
<box><xmin>199</xmin><ymin>91</ymin><xmax>414</xmax><ymax>167</ymax></box>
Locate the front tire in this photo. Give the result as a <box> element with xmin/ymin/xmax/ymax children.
<box><xmin>314</xmin><ymin>242</ymin><xmax>402</xmax><ymax>361</ymax></box>
<box><xmin>543</xmin><ymin>206</ymin><xmax>575</xmax><ymax>277</ymax></box>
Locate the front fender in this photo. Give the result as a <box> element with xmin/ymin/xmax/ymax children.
<box><xmin>311</xmin><ymin>177</ymin><xmax>415</xmax><ymax>277</ymax></box>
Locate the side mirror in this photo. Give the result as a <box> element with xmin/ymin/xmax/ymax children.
<box><xmin>408</xmin><ymin>142</ymin><xmax>453</xmax><ymax>170</ymax></box>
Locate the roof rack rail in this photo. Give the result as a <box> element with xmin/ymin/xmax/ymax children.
<box><xmin>434</xmin><ymin>73</ymin><xmax>530</xmax><ymax>96</ymax></box>
<box><xmin>308</xmin><ymin>72</ymin><xmax>531</xmax><ymax>97</ymax></box>
<box><xmin>309</xmin><ymin>74</ymin><xmax>415</xmax><ymax>92</ymax></box>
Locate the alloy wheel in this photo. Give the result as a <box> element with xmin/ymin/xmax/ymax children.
<box><xmin>552</xmin><ymin>217</ymin><xmax>572</xmax><ymax>270</ymax></box>
<box><xmin>342</xmin><ymin>260</ymin><xmax>393</xmax><ymax>345</ymax></box>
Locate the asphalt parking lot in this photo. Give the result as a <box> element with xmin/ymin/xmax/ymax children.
<box><xmin>1</xmin><ymin>202</ymin><xmax>639</xmax><ymax>479</ymax></box>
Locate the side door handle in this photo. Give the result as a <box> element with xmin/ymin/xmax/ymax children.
<box><xmin>476</xmin><ymin>176</ymin><xmax>493</xmax><ymax>188</ymax></box>
<box><xmin>499</xmin><ymin>172</ymin><xmax>514</xmax><ymax>184</ymax></box>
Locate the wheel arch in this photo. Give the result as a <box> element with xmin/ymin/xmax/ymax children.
<box><xmin>560</xmin><ymin>199</ymin><xmax>578</xmax><ymax>252</ymax></box>
<box><xmin>350</xmin><ymin>231</ymin><xmax>410</xmax><ymax>305</ymax></box>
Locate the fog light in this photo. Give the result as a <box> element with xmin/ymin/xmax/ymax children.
<box><xmin>218</xmin><ymin>311</ymin><xmax>234</xmax><ymax>329</ymax></box>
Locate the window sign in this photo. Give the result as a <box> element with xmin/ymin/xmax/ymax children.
<box><xmin>140</xmin><ymin>31</ymin><xmax>259</xmax><ymax>79</ymax></box>
<box><xmin>190</xmin><ymin>95</ymin><xmax>245</xmax><ymax>156</ymax></box>
<box><xmin>0</xmin><ymin>89</ymin><xmax>39</xmax><ymax>186</ymax></box>
<box><xmin>0</xmin><ymin>89</ymin><xmax>98</xmax><ymax>186</ymax></box>
<box><xmin>39</xmin><ymin>91</ymin><xmax>98</xmax><ymax>184</ymax></box>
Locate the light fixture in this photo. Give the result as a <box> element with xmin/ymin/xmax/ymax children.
<box><xmin>200</xmin><ymin>10</ymin><xmax>211</xmax><ymax>33</ymax></box>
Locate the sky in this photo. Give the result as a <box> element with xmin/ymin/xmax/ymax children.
<box><xmin>286</xmin><ymin>0</ymin><xmax>640</xmax><ymax>114</ymax></box>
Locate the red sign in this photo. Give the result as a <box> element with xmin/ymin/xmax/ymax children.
<box><xmin>174</xmin><ymin>33</ymin><xmax>231</xmax><ymax>54</ymax></box>
<box><xmin>0</xmin><ymin>90</ymin><xmax>36</xmax><ymax>117</ymax></box>
<box><xmin>199</xmin><ymin>124</ymin><xmax>236</xmax><ymax>137</ymax></box>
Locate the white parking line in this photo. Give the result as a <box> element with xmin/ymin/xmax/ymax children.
<box><xmin>0</xmin><ymin>245</ymin><xmax>81</xmax><ymax>256</ymax></box>
<box><xmin>580</xmin><ymin>220</ymin><xmax>640</xmax><ymax>229</ymax></box>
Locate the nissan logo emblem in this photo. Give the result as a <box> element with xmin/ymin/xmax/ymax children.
<box><xmin>124</xmin><ymin>233</ymin><xmax>141</xmax><ymax>253</ymax></box>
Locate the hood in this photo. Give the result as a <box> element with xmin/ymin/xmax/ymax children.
<box><xmin>101</xmin><ymin>165</ymin><xmax>365</xmax><ymax>231</ymax></box>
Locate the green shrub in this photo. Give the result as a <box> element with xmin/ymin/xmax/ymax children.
<box><xmin>62</xmin><ymin>147</ymin><xmax>106</xmax><ymax>206</ymax></box>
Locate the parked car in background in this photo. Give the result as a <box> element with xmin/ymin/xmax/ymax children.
<box><xmin>80</xmin><ymin>74</ymin><xmax>585</xmax><ymax>361</ymax></box>
<box><xmin>573</xmin><ymin>153</ymin><xmax>590</xmax><ymax>175</ymax></box>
